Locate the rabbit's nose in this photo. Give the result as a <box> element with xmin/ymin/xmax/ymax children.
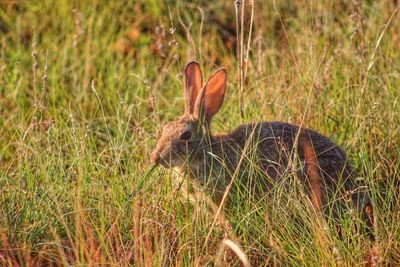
<box><xmin>151</xmin><ymin>151</ymin><xmax>160</xmax><ymax>164</ymax></box>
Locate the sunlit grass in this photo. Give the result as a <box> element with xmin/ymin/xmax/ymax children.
<box><xmin>0</xmin><ymin>1</ymin><xmax>399</xmax><ymax>265</ymax></box>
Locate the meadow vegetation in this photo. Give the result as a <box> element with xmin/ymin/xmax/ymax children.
<box><xmin>0</xmin><ymin>1</ymin><xmax>399</xmax><ymax>265</ymax></box>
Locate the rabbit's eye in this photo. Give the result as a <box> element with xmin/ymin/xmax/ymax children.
<box><xmin>180</xmin><ymin>130</ymin><xmax>192</xmax><ymax>141</ymax></box>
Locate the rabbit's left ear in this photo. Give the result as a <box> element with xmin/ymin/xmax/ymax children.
<box><xmin>194</xmin><ymin>68</ymin><xmax>227</xmax><ymax>124</ymax></box>
<box><xmin>184</xmin><ymin>61</ymin><xmax>202</xmax><ymax>115</ymax></box>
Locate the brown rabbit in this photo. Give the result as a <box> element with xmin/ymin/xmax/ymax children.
<box><xmin>151</xmin><ymin>61</ymin><xmax>371</xmax><ymax>219</ymax></box>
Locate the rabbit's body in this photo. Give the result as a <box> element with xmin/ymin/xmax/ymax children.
<box><xmin>176</xmin><ymin>121</ymin><xmax>355</xmax><ymax>210</ymax></box>
<box><xmin>151</xmin><ymin>61</ymin><xmax>371</xmax><ymax>218</ymax></box>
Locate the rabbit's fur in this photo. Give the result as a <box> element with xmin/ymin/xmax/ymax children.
<box><xmin>151</xmin><ymin>61</ymin><xmax>371</xmax><ymax>217</ymax></box>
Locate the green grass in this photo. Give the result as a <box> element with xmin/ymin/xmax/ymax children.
<box><xmin>1</xmin><ymin>0</ymin><xmax>400</xmax><ymax>265</ymax></box>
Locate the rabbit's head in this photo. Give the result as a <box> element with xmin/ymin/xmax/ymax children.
<box><xmin>151</xmin><ymin>61</ymin><xmax>227</xmax><ymax>167</ymax></box>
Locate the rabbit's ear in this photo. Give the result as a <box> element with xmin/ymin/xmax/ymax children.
<box><xmin>194</xmin><ymin>68</ymin><xmax>227</xmax><ymax>124</ymax></box>
<box><xmin>184</xmin><ymin>61</ymin><xmax>202</xmax><ymax>114</ymax></box>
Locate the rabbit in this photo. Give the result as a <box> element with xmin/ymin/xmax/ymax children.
<box><xmin>151</xmin><ymin>61</ymin><xmax>372</xmax><ymax>220</ymax></box>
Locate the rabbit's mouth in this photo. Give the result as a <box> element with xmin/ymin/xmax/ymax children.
<box><xmin>151</xmin><ymin>150</ymin><xmax>187</xmax><ymax>167</ymax></box>
<box><xmin>150</xmin><ymin>150</ymin><xmax>165</xmax><ymax>165</ymax></box>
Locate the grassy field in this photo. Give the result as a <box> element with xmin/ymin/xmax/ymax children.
<box><xmin>1</xmin><ymin>1</ymin><xmax>400</xmax><ymax>265</ymax></box>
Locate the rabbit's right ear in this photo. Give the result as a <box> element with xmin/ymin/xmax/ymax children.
<box><xmin>184</xmin><ymin>61</ymin><xmax>202</xmax><ymax>114</ymax></box>
<box><xmin>193</xmin><ymin>68</ymin><xmax>227</xmax><ymax>125</ymax></box>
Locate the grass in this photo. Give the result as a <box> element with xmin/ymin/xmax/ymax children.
<box><xmin>1</xmin><ymin>0</ymin><xmax>400</xmax><ymax>265</ymax></box>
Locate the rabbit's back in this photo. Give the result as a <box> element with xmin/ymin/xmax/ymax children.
<box><xmin>256</xmin><ymin>122</ymin><xmax>352</xmax><ymax>182</ymax></box>
<box><xmin>228</xmin><ymin>122</ymin><xmax>356</xmax><ymax>204</ymax></box>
